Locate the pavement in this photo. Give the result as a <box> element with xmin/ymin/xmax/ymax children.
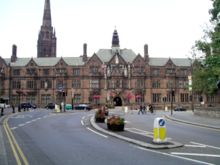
<box><xmin>90</xmin><ymin>108</ymin><xmax>220</xmax><ymax>149</ymax></box>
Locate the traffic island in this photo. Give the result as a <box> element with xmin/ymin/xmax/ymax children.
<box><xmin>90</xmin><ymin>116</ymin><xmax>183</xmax><ymax>149</ymax></box>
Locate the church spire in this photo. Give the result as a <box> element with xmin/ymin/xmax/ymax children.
<box><xmin>43</xmin><ymin>0</ymin><xmax>52</xmax><ymax>27</ymax></box>
<box><xmin>37</xmin><ymin>0</ymin><xmax>56</xmax><ymax>58</ymax></box>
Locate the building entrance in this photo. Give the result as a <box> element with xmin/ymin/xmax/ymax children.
<box><xmin>113</xmin><ymin>97</ymin><xmax>122</xmax><ymax>106</ymax></box>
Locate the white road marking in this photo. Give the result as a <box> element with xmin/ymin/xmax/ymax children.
<box><xmin>81</xmin><ymin>120</ymin><xmax>84</xmax><ymax>126</ymax></box>
<box><xmin>171</xmin><ymin>152</ymin><xmax>220</xmax><ymax>158</ymax></box>
<box><xmin>185</xmin><ymin>144</ymin><xmax>206</xmax><ymax>148</ymax></box>
<box><xmin>25</xmin><ymin>121</ymin><xmax>32</xmax><ymax>124</ymax></box>
<box><xmin>135</xmin><ymin>146</ymin><xmax>214</xmax><ymax>165</ymax></box>
<box><xmin>11</xmin><ymin>127</ymin><xmax>17</xmax><ymax>130</ymax></box>
<box><xmin>18</xmin><ymin>124</ymin><xmax>26</xmax><ymax>127</ymax></box>
<box><xmin>191</xmin><ymin>141</ymin><xmax>220</xmax><ymax>150</ymax></box>
<box><xmin>86</xmin><ymin>127</ymin><xmax>108</xmax><ymax>138</ymax></box>
<box><xmin>12</xmin><ymin>115</ymin><xmax>25</xmax><ymax>119</ymax></box>
<box><xmin>10</xmin><ymin>114</ymin><xmax>51</xmax><ymax>129</ymax></box>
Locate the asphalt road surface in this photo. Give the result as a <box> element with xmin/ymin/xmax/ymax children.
<box><xmin>1</xmin><ymin>109</ymin><xmax>220</xmax><ymax>165</ymax></box>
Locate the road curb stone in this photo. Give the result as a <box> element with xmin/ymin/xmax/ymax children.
<box><xmin>90</xmin><ymin>116</ymin><xmax>183</xmax><ymax>149</ymax></box>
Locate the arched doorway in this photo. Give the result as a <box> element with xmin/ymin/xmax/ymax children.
<box><xmin>113</xmin><ymin>97</ymin><xmax>122</xmax><ymax>106</ymax></box>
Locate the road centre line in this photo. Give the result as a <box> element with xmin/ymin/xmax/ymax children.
<box><xmin>136</xmin><ymin>146</ymin><xmax>214</xmax><ymax>165</ymax></box>
<box><xmin>86</xmin><ymin>127</ymin><xmax>108</xmax><ymax>138</ymax></box>
<box><xmin>11</xmin><ymin>127</ymin><xmax>18</xmax><ymax>130</ymax></box>
<box><xmin>171</xmin><ymin>152</ymin><xmax>220</xmax><ymax>158</ymax></box>
<box><xmin>18</xmin><ymin>123</ymin><xmax>26</xmax><ymax>127</ymax></box>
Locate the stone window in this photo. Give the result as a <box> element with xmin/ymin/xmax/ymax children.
<box><xmin>90</xmin><ymin>80</ymin><xmax>99</xmax><ymax>89</ymax></box>
<box><xmin>152</xmin><ymin>93</ymin><xmax>161</xmax><ymax>103</ymax></box>
<box><xmin>73</xmin><ymin>68</ymin><xmax>80</xmax><ymax>76</ymax></box>
<box><xmin>43</xmin><ymin>69</ymin><xmax>50</xmax><ymax>76</ymax></box>
<box><xmin>152</xmin><ymin>80</ymin><xmax>160</xmax><ymax>88</ymax></box>
<box><xmin>152</xmin><ymin>69</ymin><xmax>160</xmax><ymax>76</ymax></box>
<box><xmin>180</xmin><ymin>93</ymin><xmax>189</xmax><ymax>102</ymax></box>
<box><xmin>41</xmin><ymin>80</ymin><xmax>52</xmax><ymax>89</ymax></box>
<box><xmin>27</xmin><ymin>80</ymin><xmax>36</xmax><ymax>89</ymax></box>
<box><xmin>12</xmin><ymin>80</ymin><xmax>21</xmax><ymax>89</ymax></box>
<box><xmin>72</xmin><ymin>79</ymin><xmax>81</xmax><ymax>89</ymax></box>
<box><xmin>136</xmin><ymin>79</ymin><xmax>144</xmax><ymax>88</ymax></box>
<box><xmin>13</xmin><ymin>69</ymin><xmax>20</xmax><ymax>76</ymax></box>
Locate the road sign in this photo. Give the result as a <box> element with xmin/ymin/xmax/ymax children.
<box><xmin>159</xmin><ymin>119</ymin><xmax>165</xmax><ymax>126</ymax></box>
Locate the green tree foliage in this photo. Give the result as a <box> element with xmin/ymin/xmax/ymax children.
<box><xmin>193</xmin><ymin>0</ymin><xmax>220</xmax><ymax>95</ymax></box>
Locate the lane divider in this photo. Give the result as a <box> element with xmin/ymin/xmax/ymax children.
<box><xmin>3</xmin><ymin>117</ymin><xmax>29</xmax><ymax>165</ymax></box>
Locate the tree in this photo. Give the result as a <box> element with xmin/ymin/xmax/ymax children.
<box><xmin>193</xmin><ymin>0</ymin><xmax>220</xmax><ymax>95</ymax></box>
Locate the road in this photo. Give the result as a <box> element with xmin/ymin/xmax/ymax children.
<box><xmin>1</xmin><ymin>109</ymin><xmax>220</xmax><ymax>165</ymax></box>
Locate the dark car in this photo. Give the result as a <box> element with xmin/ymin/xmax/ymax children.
<box><xmin>74</xmin><ymin>104</ymin><xmax>92</xmax><ymax>110</ymax></box>
<box><xmin>19</xmin><ymin>102</ymin><xmax>37</xmax><ymax>109</ymax></box>
<box><xmin>174</xmin><ymin>106</ymin><xmax>186</xmax><ymax>111</ymax></box>
<box><xmin>45</xmin><ymin>103</ymin><xmax>55</xmax><ymax>109</ymax></box>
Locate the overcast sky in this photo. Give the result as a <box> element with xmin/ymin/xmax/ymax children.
<box><xmin>0</xmin><ymin>0</ymin><xmax>212</xmax><ymax>59</ymax></box>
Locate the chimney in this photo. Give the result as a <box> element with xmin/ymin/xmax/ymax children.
<box><xmin>144</xmin><ymin>44</ymin><xmax>148</xmax><ymax>56</ymax></box>
<box><xmin>83</xmin><ymin>43</ymin><xmax>87</xmax><ymax>62</ymax></box>
<box><xmin>144</xmin><ymin>44</ymin><xmax>149</xmax><ymax>63</ymax></box>
<box><xmin>11</xmin><ymin>44</ymin><xmax>17</xmax><ymax>62</ymax></box>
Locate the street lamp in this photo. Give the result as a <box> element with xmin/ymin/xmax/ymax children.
<box><xmin>188</xmin><ymin>75</ymin><xmax>194</xmax><ymax>112</ymax></box>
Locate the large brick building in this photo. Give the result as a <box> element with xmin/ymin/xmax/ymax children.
<box><xmin>0</xmin><ymin>0</ymin><xmax>218</xmax><ymax>109</ymax></box>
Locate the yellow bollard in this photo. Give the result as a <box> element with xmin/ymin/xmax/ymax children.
<box><xmin>55</xmin><ymin>104</ymin><xmax>60</xmax><ymax>113</ymax></box>
<box><xmin>153</xmin><ymin>117</ymin><xmax>167</xmax><ymax>143</ymax></box>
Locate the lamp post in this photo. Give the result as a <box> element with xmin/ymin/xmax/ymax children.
<box><xmin>188</xmin><ymin>75</ymin><xmax>194</xmax><ymax>112</ymax></box>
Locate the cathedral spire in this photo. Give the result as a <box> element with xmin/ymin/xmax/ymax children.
<box><xmin>37</xmin><ymin>0</ymin><xmax>56</xmax><ymax>58</ymax></box>
<box><xmin>43</xmin><ymin>0</ymin><xmax>52</xmax><ymax>27</ymax></box>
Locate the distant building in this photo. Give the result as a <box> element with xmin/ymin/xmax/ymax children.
<box><xmin>0</xmin><ymin>0</ymin><xmax>218</xmax><ymax>109</ymax></box>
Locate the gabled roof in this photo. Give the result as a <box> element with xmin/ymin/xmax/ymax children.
<box><xmin>96</xmin><ymin>49</ymin><xmax>137</xmax><ymax>63</ymax></box>
<box><xmin>149</xmin><ymin>58</ymin><xmax>191</xmax><ymax>67</ymax></box>
<box><xmin>2</xmin><ymin>55</ymin><xmax>192</xmax><ymax>67</ymax></box>
<box><xmin>4</xmin><ymin>57</ymin><xmax>85</xmax><ymax>67</ymax></box>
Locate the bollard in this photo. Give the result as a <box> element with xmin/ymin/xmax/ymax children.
<box><xmin>55</xmin><ymin>104</ymin><xmax>60</xmax><ymax>113</ymax></box>
<box><xmin>153</xmin><ymin>117</ymin><xmax>167</xmax><ymax>143</ymax></box>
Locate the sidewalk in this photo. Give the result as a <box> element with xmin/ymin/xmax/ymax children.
<box><xmin>165</xmin><ymin>111</ymin><xmax>220</xmax><ymax>130</ymax></box>
<box><xmin>90</xmin><ymin>109</ymin><xmax>220</xmax><ymax>150</ymax></box>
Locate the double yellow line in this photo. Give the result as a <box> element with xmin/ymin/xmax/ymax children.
<box><xmin>3</xmin><ymin>117</ymin><xmax>29</xmax><ymax>165</ymax></box>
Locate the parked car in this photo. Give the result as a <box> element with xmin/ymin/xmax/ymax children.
<box><xmin>174</xmin><ymin>106</ymin><xmax>186</xmax><ymax>111</ymax></box>
<box><xmin>74</xmin><ymin>104</ymin><xmax>92</xmax><ymax>110</ymax></box>
<box><xmin>0</xmin><ymin>103</ymin><xmax>10</xmax><ymax>108</ymax></box>
<box><xmin>65</xmin><ymin>104</ymin><xmax>72</xmax><ymax>110</ymax></box>
<box><xmin>19</xmin><ymin>102</ymin><xmax>37</xmax><ymax>109</ymax></box>
<box><xmin>45</xmin><ymin>103</ymin><xmax>55</xmax><ymax>109</ymax></box>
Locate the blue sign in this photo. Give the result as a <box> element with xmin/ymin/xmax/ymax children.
<box><xmin>159</xmin><ymin>119</ymin><xmax>165</xmax><ymax>126</ymax></box>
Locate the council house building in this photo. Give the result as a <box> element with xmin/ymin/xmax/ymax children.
<box><xmin>0</xmin><ymin>0</ymin><xmax>218</xmax><ymax>110</ymax></box>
